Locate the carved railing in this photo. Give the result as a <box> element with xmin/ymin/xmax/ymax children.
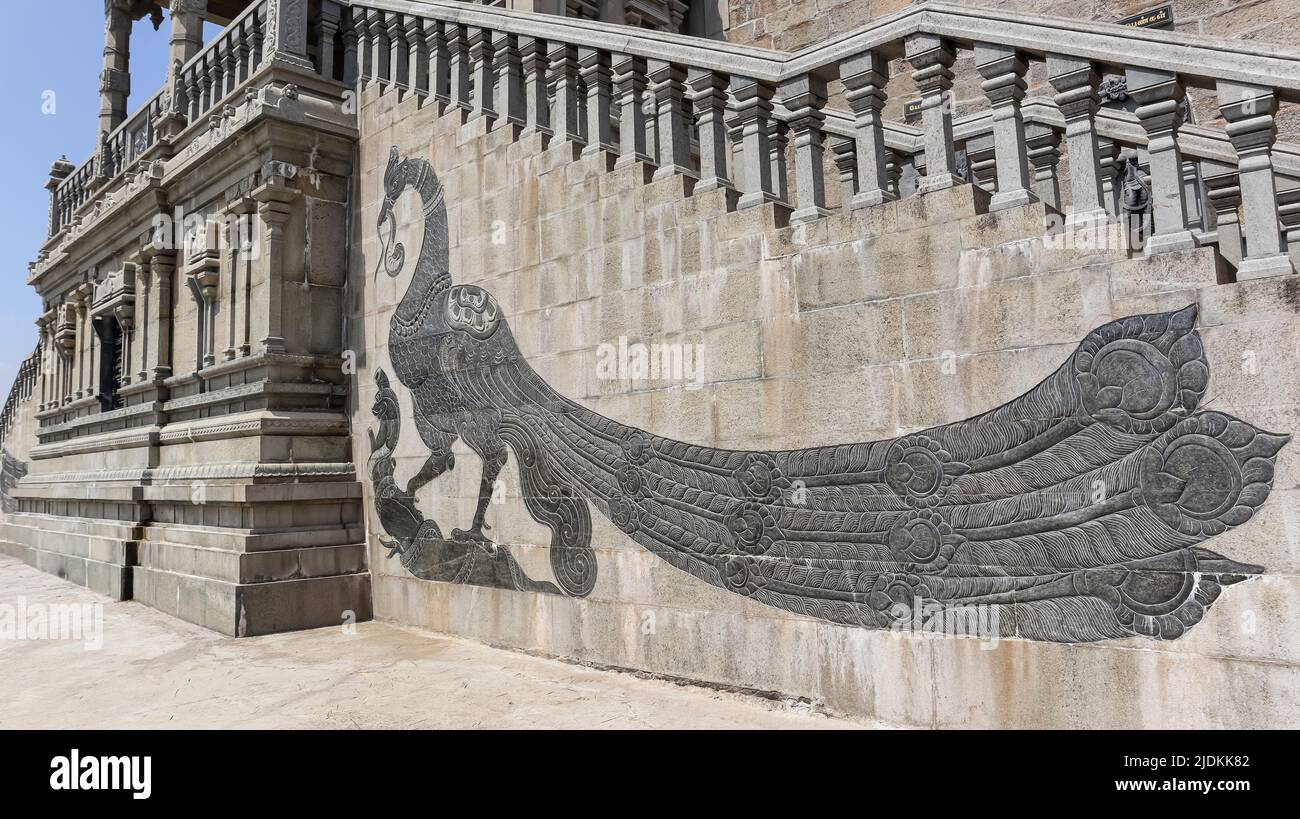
<box><xmin>344</xmin><ymin>0</ymin><xmax>1300</xmax><ymax>276</ymax></box>
<box><xmin>46</xmin><ymin>0</ymin><xmax>346</xmax><ymax>241</ymax></box>
<box><xmin>0</xmin><ymin>343</ymin><xmax>42</xmax><ymax>449</ymax></box>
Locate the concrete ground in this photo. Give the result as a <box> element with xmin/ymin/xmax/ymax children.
<box><xmin>0</xmin><ymin>556</ymin><xmax>862</xmax><ymax>729</ymax></box>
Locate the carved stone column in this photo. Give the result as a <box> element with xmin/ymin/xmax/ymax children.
<box><xmin>520</xmin><ymin>36</ymin><xmax>550</xmax><ymax>137</ymax></box>
<box><xmin>99</xmin><ymin>0</ymin><xmax>135</xmax><ymax>138</ymax></box>
<box><xmin>1126</xmin><ymin>68</ymin><xmax>1197</xmax><ymax>254</ymax></box>
<box><xmin>841</xmin><ymin>51</ymin><xmax>894</xmax><ymax>209</ymax></box>
<box><xmin>614</xmin><ymin>55</ymin><xmax>652</xmax><ymax>168</ymax></box>
<box><xmin>780</xmin><ymin>74</ymin><xmax>830</xmax><ymax>223</ymax></box>
<box><xmin>387</xmin><ymin>13</ymin><xmax>409</xmax><ymax>99</ymax></box>
<box><xmin>688</xmin><ymin>67</ymin><xmax>731</xmax><ymax>192</ymax></box>
<box><xmin>978</xmin><ymin>43</ymin><xmax>1036</xmax><ymax>212</ymax></box>
<box><xmin>649</xmin><ymin>60</ymin><xmax>692</xmax><ymax>180</ymax></box>
<box><xmin>1025</xmin><ymin>124</ymin><xmax>1062</xmax><ymax>211</ymax></box>
<box><xmin>168</xmin><ymin>0</ymin><xmax>207</xmax><ymax>75</ymax></box>
<box><xmin>549</xmin><ymin>42</ymin><xmax>583</xmax><ymax>145</ymax></box>
<box><xmin>1201</xmin><ymin>158</ymin><xmax>1244</xmax><ymax>272</ymax></box>
<box><xmin>1218</xmin><ymin>81</ymin><xmax>1292</xmax><ymax>279</ymax></box>
<box><xmin>1049</xmin><ymin>56</ymin><xmax>1108</xmax><ymax>223</ymax></box>
<box><xmin>252</xmin><ymin>165</ymin><xmax>299</xmax><ymax>355</ymax></box>
<box><xmin>73</xmin><ymin>286</ymin><xmax>91</xmax><ymax>400</ymax></box>
<box><xmin>728</xmin><ymin>76</ymin><xmax>777</xmax><ymax>210</ymax></box>
<box><xmin>905</xmin><ymin>34</ymin><xmax>959</xmax><ymax>194</ymax></box>
<box><xmin>493</xmin><ymin>32</ymin><xmax>524</xmax><ymax>129</ymax></box>
<box><xmin>143</xmin><ymin>247</ymin><xmax>176</xmax><ymax>380</ymax></box>
<box><xmin>580</xmin><ymin>47</ymin><xmax>615</xmax><ymax>157</ymax></box>
<box><xmin>468</xmin><ymin>26</ymin><xmax>495</xmax><ymax>121</ymax></box>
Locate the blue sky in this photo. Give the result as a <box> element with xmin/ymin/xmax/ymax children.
<box><xmin>0</xmin><ymin>3</ymin><xmax>216</xmax><ymax>392</ymax></box>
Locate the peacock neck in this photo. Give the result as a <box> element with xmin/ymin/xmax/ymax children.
<box><xmin>393</xmin><ymin>164</ymin><xmax>451</xmax><ymax>328</ymax></box>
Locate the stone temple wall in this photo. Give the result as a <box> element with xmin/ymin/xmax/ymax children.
<box><xmin>352</xmin><ymin>83</ymin><xmax>1300</xmax><ymax>727</ymax></box>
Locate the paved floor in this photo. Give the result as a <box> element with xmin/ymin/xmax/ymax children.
<box><xmin>0</xmin><ymin>556</ymin><xmax>859</xmax><ymax>729</ymax></box>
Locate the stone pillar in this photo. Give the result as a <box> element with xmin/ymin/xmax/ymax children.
<box><xmin>73</xmin><ymin>287</ymin><xmax>90</xmax><ymax>400</ymax></box>
<box><xmin>426</xmin><ymin>19</ymin><xmax>450</xmax><ymax>110</ymax></box>
<box><xmin>549</xmin><ymin>42</ymin><xmax>584</xmax><ymax>145</ymax></box>
<box><xmin>468</xmin><ymin>26</ymin><xmax>495</xmax><ymax>121</ymax></box>
<box><xmin>728</xmin><ymin>76</ymin><xmax>777</xmax><ymax>210</ymax></box>
<box><xmin>99</xmin><ymin>0</ymin><xmax>134</xmax><ymax>139</ymax></box>
<box><xmin>614</xmin><ymin>55</ymin><xmax>652</xmax><ymax>168</ymax></box>
<box><xmin>342</xmin><ymin>9</ymin><xmax>360</xmax><ymax>86</ymax></box>
<box><xmin>448</xmin><ymin>24</ymin><xmax>471</xmax><ymax>116</ymax></box>
<box><xmin>356</xmin><ymin>8</ymin><xmax>374</xmax><ymax>84</ymax></box>
<box><xmin>1048</xmin><ymin>56</ymin><xmax>1107</xmax><ymax>223</ymax></box>
<box><xmin>1025</xmin><ymin>124</ymin><xmax>1061</xmax><ymax>211</ymax></box>
<box><xmin>1098</xmin><ymin>138</ymin><xmax>1121</xmax><ymax>217</ymax></box>
<box><xmin>780</xmin><ymin>74</ymin><xmax>830</xmax><ymax>223</ymax></box>
<box><xmin>320</xmin><ymin>0</ymin><xmax>342</xmax><ymax>81</ymax></box>
<box><xmin>493</xmin><ymin>32</ymin><xmax>523</xmax><ymax>128</ymax></box>
<box><xmin>520</xmin><ymin>37</ymin><xmax>550</xmax><ymax>136</ymax></box>
<box><xmin>841</xmin><ymin>51</ymin><xmax>894</xmax><ymax>209</ymax></box>
<box><xmin>252</xmin><ymin>169</ymin><xmax>299</xmax><ymax>355</ymax></box>
<box><xmin>369</xmin><ymin>10</ymin><xmax>390</xmax><ymax>90</ymax></box>
<box><xmin>1126</xmin><ymin>68</ymin><xmax>1197</xmax><ymax>255</ymax></box>
<box><xmin>649</xmin><ymin>60</ymin><xmax>692</xmax><ymax>180</ymax></box>
<box><xmin>169</xmin><ymin>0</ymin><xmax>207</xmax><ymax>74</ymax></box>
<box><xmin>404</xmin><ymin>14</ymin><xmax>426</xmax><ymax>99</ymax></box>
<box><xmin>1218</xmin><ymin>81</ymin><xmax>1291</xmax><ymax>279</ymax></box>
<box><xmin>387</xmin><ymin>13</ymin><xmax>409</xmax><ymax>99</ymax></box>
<box><xmin>977</xmin><ymin>43</ymin><xmax>1036</xmax><ymax>212</ymax></box>
<box><xmin>145</xmin><ymin>248</ymin><xmax>176</xmax><ymax>380</ymax></box>
<box><xmin>905</xmin><ymin>34</ymin><xmax>959</xmax><ymax>194</ymax></box>
<box><xmin>579</xmin><ymin>47</ymin><xmax>614</xmax><ymax>156</ymax></box>
<box><xmin>688</xmin><ymin>67</ymin><xmax>731</xmax><ymax>192</ymax></box>
<box><xmin>1201</xmin><ymin>158</ymin><xmax>1244</xmax><ymax>272</ymax></box>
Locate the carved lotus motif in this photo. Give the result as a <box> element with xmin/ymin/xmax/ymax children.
<box><xmin>883</xmin><ymin>435</ymin><xmax>966</xmax><ymax>506</ymax></box>
<box><xmin>621</xmin><ymin>432</ymin><xmax>653</xmax><ymax>466</ymax></box>
<box><xmin>888</xmin><ymin>511</ymin><xmax>963</xmax><ymax>573</ymax></box>
<box><xmin>1138</xmin><ymin>411</ymin><xmax>1288</xmax><ymax>537</ymax></box>
<box><xmin>609</xmin><ymin>494</ymin><xmax>640</xmax><ymax>535</ymax></box>
<box><xmin>724</xmin><ymin>501</ymin><xmax>775</xmax><ymax>556</ymax></box>
<box><xmin>1075</xmin><ymin>305</ymin><xmax>1208</xmax><ymax>433</ymax></box>
<box><xmin>733</xmin><ymin>452</ymin><xmax>788</xmax><ymax>502</ymax></box>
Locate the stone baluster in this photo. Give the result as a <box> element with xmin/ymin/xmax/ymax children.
<box><xmin>884</xmin><ymin>149</ymin><xmax>903</xmax><ymax>199</ymax></box>
<box><xmin>319</xmin><ymin>1</ymin><xmax>342</xmax><ymax>81</ymax></box>
<box><xmin>520</xmin><ymin>37</ymin><xmax>550</xmax><ymax>137</ymax></box>
<box><xmin>356</xmin><ymin>8</ymin><xmax>374</xmax><ymax>85</ymax></box>
<box><xmin>404</xmin><ymin>15</ymin><xmax>426</xmax><ymax>100</ymax></box>
<box><xmin>841</xmin><ymin>51</ymin><xmax>894</xmax><ymax>209</ymax></box>
<box><xmin>1218</xmin><ymin>81</ymin><xmax>1291</xmax><ymax>278</ymax></box>
<box><xmin>579</xmin><ymin>48</ymin><xmax>615</xmax><ymax>157</ymax></box>
<box><xmin>728</xmin><ymin>76</ymin><xmax>778</xmax><ymax>210</ymax></box>
<box><xmin>688</xmin><ymin>67</ymin><xmax>731</xmax><ymax>192</ymax></box>
<box><xmin>966</xmin><ymin>135</ymin><xmax>997</xmax><ymax>193</ymax></box>
<box><xmin>187</xmin><ymin>63</ymin><xmax>203</xmax><ymax>121</ymax></box>
<box><xmin>199</xmin><ymin>53</ymin><xmax>214</xmax><ymax>114</ymax></box>
<box><xmin>648</xmin><ymin>60</ymin><xmax>692</xmax><ymax>180</ymax></box>
<box><xmin>236</xmin><ymin>19</ymin><xmax>254</xmax><ymax>85</ymax></box>
<box><xmin>448</xmin><ymin>24</ymin><xmax>472</xmax><ymax>118</ymax></box>
<box><xmin>976</xmin><ymin>43</ymin><xmax>1035</xmax><ymax>211</ymax></box>
<box><xmin>1098</xmin><ymin>138</ymin><xmax>1121</xmax><ymax>217</ymax></box>
<box><xmin>780</xmin><ymin>74</ymin><xmax>830</xmax><ymax>222</ymax></box>
<box><xmin>1048</xmin><ymin>56</ymin><xmax>1108</xmax><ymax>223</ymax></box>
<box><xmin>493</xmin><ymin>32</ymin><xmax>523</xmax><ymax>129</ymax></box>
<box><xmin>1201</xmin><ymin>158</ymin><xmax>1244</xmax><ymax>271</ymax></box>
<box><xmin>1126</xmin><ymin>68</ymin><xmax>1196</xmax><ymax>254</ymax></box>
<box><xmin>831</xmin><ymin>136</ymin><xmax>856</xmax><ymax>205</ymax></box>
<box><xmin>342</xmin><ymin>10</ymin><xmax>360</xmax><ymax>86</ymax></box>
<box><xmin>224</xmin><ymin>32</ymin><xmax>240</xmax><ymax>95</ymax></box>
<box><xmin>1025</xmin><ymin>124</ymin><xmax>1061</xmax><ymax>211</ymax></box>
<box><xmin>248</xmin><ymin>12</ymin><xmax>265</xmax><ymax>75</ymax></box>
<box><xmin>388</xmin><ymin>13</ymin><xmax>409</xmax><ymax>99</ymax></box>
<box><xmin>368</xmin><ymin>10</ymin><xmax>389</xmax><ymax>91</ymax></box>
<box><xmin>468</xmin><ymin>27</ymin><xmax>496</xmax><ymax>123</ymax></box>
<box><xmin>209</xmin><ymin>39</ymin><xmax>226</xmax><ymax>105</ymax></box>
<box><xmin>905</xmin><ymin>34</ymin><xmax>959</xmax><ymax>193</ymax></box>
<box><xmin>426</xmin><ymin>19</ymin><xmax>450</xmax><ymax>111</ymax></box>
<box><xmin>770</xmin><ymin>118</ymin><xmax>789</xmax><ymax>204</ymax></box>
<box><xmin>613</xmin><ymin>55</ymin><xmax>652</xmax><ymax>168</ymax></box>
<box><xmin>549</xmin><ymin>43</ymin><xmax>584</xmax><ymax>146</ymax></box>
<box><xmin>1278</xmin><ymin>189</ymin><xmax>1300</xmax><ymax>273</ymax></box>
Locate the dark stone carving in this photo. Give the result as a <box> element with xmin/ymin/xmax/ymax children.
<box><xmin>369</xmin><ymin>146</ymin><xmax>1288</xmax><ymax>643</ymax></box>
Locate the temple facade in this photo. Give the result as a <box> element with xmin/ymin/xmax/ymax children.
<box><xmin>2</xmin><ymin>0</ymin><xmax>1299</xmax><ymax>727</ymax></box>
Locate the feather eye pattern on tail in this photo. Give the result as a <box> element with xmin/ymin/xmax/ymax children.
<box><xmin>371</xmin><ymin>148</ymin><xmax>1286</xmax><ymax>644</ymax></box>
<box><xmin>449</xmin><ymin>304</ymin><xmax>1284</xmax><ymax>643</ymax></box>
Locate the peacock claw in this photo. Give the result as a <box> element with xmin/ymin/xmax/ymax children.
<box><xmin>451</xmin><ymin>527</ymin><xmax>497</xmax><ymax>554</ymax></box>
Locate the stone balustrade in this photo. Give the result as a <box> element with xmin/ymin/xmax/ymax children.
<box><xmin>0</xmin><ymin>344</ymin><xmax>41</xmax><ymax>450</ymax></box>
<box><xmin>342</xmin><ymin>0</ymin><xmax>1300</xmax><ymax>274</ymax></box>
<box><xmin>44</xmin><ymin>0</ymin><xmax>348</xmax><ymax>244</ymax></box>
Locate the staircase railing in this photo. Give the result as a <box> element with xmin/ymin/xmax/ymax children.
<box><xmin>346</xmin><ymin>0</ymin><xmax>1300</xmax><ymax>276</ymax></box>
<box><xmin>0</xmin><ymin>343</ymin><xmax>42</xmax><ymax>450</ymax></box>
